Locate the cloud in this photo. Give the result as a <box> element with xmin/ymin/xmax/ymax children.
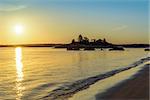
<box><xmin>0</xmin><ymin>4</ymin><xmax>27</xmax><ymax>12</ymax></box>
<box><xmin>112</xmin><ymin>25</ymin><xmax>128</xmax><ymax>31</ymax></box>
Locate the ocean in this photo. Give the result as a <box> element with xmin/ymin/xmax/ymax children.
<box><xmin>0</xmin><ymin>47</ymin><xmax>148</xmax><ymax>100</ymax></box>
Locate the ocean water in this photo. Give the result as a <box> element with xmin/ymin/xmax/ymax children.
<box><xmin>0</xmin><ymin>47</ymin><xmax>148</xmax><ymax>100</ymax></box>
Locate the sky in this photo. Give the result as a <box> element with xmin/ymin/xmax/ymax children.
<box><xmin>0</xmin><ymin>0</ymin><xmax>149</xmax><ymax>44</ymax></box>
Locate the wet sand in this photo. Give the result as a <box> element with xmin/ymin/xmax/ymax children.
<box><xmin>96</xmin><ymin>64</ymin><xmax>149</xmax><ymax>100</ymax></box>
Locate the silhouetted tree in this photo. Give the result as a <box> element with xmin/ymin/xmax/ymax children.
<box><xmin>84</xmin><ymin>37</ymin><xmax>89</xmax><ymax>42</ymax></box>
<box><xmin>103</xmin><ymin>38</ymin><xmax>106</xmax><ymax>43</ymax></box>
<box><xmin>91</xmin><ymin>39</ymin><xmax>96</xmax><ymax>43</ymax></box>
<box><xmin>96</xmin><ymin>39</ymin><xmax>102</xmax><ymax>43</ymax></box>
<box><xmin>71</xmin><ymin>39</ymin><xmax>75</xmax><ymax>44</ymax></box>
<box><xmin>83</xmin><ymin>37</ymin><xmax>89</xmax><ymax>44</ymax></box>
<box><xmin>78</xmin><ymin>34</ymin><xmax>83</xmax><ymax>43</ymax></box>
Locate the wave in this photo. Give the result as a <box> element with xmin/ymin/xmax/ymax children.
<box><xmin>42</xmin><ymin>57</ymin><xmax>150</xmax><ymax>100</ymax></box>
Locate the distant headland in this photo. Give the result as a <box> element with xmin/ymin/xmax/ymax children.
<box><xmin>54</xmin><ymin>35</ymin><xmax>149</xmax><ymax>49</ymax></box>
<box><xmin>54</xmin><ymin>34</ymin><xmax>112</xmax><ymax>50</ymax></box>
<box><xmin>0</xmin><ymin>34</ymin><xmax>149</xmax><ymax>48</ymax></box>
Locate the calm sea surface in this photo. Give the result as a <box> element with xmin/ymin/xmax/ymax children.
<box><xmin>0</xmin><ymin>47</ymin><xmax>148</xmax><ymax>100</ymax></box>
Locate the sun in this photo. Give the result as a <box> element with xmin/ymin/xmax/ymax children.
<box><xmin>15</xmin><ymin>24</ymin><xmax>24</xmax><ymax>35</ymax></box>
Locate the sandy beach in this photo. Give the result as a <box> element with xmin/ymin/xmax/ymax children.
<box><xmin>70</xmin><ymin>62</ymin><xmax>149</xmax><ymax>100</ymax></box>
<box><xmin>96</xmin><ymin>64</ymin><xmax>149</xmax><ymax>100</ymax></box>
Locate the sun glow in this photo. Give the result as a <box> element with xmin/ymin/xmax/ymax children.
<box><xmin>15</xmin><ymin>24</ymin><xmax>24</xmax><ymax>35</ymax></box>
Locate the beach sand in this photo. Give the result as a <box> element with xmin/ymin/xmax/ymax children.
<box><xmin>70</xmin><ymin>63</ymin><xmax>149</xmax><ymax>100</ymax></box>
<box><xmin>96</xmin><ymin>64</ymin><xmax>149</xmax><ymax>100</ymax></box>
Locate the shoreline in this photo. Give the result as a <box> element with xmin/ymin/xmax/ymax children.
<box><xmin>42</xmin><ymin>57</ymin><xmax>149</xmax><ymax>100</ymax></box>
<box><xmin>96</xmin><ymin>64</ymin><xmax>149</xmax><ymax>100</ymax></box>
<box><xmin>70</xmin><ymin>63</ymin><xmax>149</xmax><ymax>100</ymax></box>
<box><xmin>0</xmin><ymin>43</ymin><xmax>149</xmax><ymax>48</ymax></box>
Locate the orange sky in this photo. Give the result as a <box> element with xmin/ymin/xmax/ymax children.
<box><xmin>0</xmin><ymin>0</ymin><xmax>149</xmax><ymax>44</ymax></box>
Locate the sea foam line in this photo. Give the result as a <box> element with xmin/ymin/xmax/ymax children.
<box><xmin>42</xmin><ymin>57</ymin><xmax>150</xmax><ymax>100</ymax></box>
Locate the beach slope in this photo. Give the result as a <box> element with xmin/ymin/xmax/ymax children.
<box><xmin>96</xmin><ymin>64</ymin><xmax>149</xmax><ymax>100</ymax></box>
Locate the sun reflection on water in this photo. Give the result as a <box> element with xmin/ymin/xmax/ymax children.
<box><xmin>15</xmin><ymin>47</ymin><xmax>24</xmax><ymax>100</ymax></box>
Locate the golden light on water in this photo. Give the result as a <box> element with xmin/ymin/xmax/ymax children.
<box><xmin>16</xmin><ymin>47</ymin><xmax>23</xmax><ymax>80</ymax></box>
<box><xmin>15</xmin><ymin>47</ymin><xmax>24</xmax><ymax>100</ymax></box>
